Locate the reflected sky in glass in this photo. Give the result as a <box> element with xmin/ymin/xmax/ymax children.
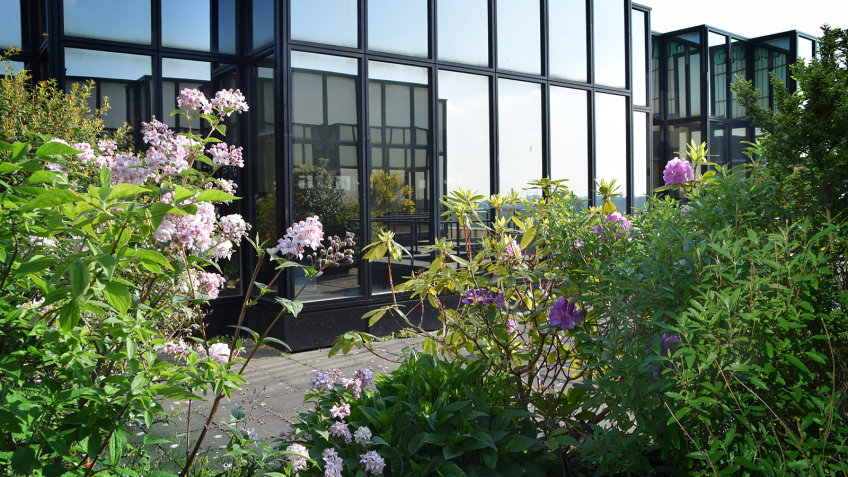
<box><xmin>4</xmin><ymin>61</ymin><xmax>26</xmax><ymax>75</ymax></box>
<box><xmin>291</xmin><ymin>0</ymin><xmax>358</xmax><ymax>48</ymax></box>
<box><xmin>497</xmin><ymin>0</ymin><xmax>541</xmax><ymax>75</ymax></box>
<box><xmin>163</xmin><ymin>58</ymin><xmax>211</xmax><ymax>81</ymax></box>
<box><xmin>438</xmin><ymin>0</ymin><xmax>488</xmax><ymax>66</ymax></box>
<box><xmin>369</xmin><ymin>0</ymin><xmax>428</xmax><ymax>57</ymax></box>
<box><xmin>64</xmin><ymin>0</ymin><xmax>151</xmax><ymax>45</ymax></box>
<box><xmin>162</xmin><ymin>0</ymin><xmax>210</xmax><ymax>51</ymax></box>
<box><xmin>594</xmin><ymin>0</ymin><xmax>625</xmax><ymax>88</ymax></box>
<box><xmin>0</xmin><ymin>0</ymin><xmax>22</xmax><ymax>49</ymax></box>
<box><xmin>549</xmin><ymin>0</ymin><xmax>587</xmax><ymax>82</ymax></box>
<box><xmin>252</xmin><ymin>0</ymin><xmax>274</xmax><ymax>50</ymax></box>
<box><xmin>550</xmin><ymin>86</ymin><xmax>588</xmax><ymax>200</ymax></box>
<box><xmin>633</xmin><ymin>111</ymin><xmax>648</xmax><ymax>209</ymax></box>
<box><xmin>632</xmin><ymin>10</ymin><xmax>647</xmax><ymax>106</ymax></box>
<box><xmin>498</xmin><ymin>79</ymin><xmax>542</xmax><ymax>196</ymax></box>
<box><xmin>798</xmin><ymin>37</ymin><xmax>815</xmax><ymax>64</ymax></box>
<box><xmin>438</xmin><ymin>70</ymin><xmax>490</xmax><ymax>196</ymax></box>
<box><xmin>293</xmin><ymin>51</ymin><xmax>358</xmax><ymax>75</ymax></box>
<box><xmin>594</xmin><ymin>93</ymin><xmax>627</xmax><ymax>210</ymax></box>
<box><xmin>369</xmin><ymin>61</ymin><xmax>428</xmax><ymax>84</ymax></box>
<box><xmin>65</xmin><ymin>48</ymin><xmax>151</xmax><ymax>81</ymax></box>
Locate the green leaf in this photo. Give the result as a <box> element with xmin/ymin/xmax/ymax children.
<box><xmin>667</xmin><ymin>406</ymin><xmax>692</xmax><ymax>425</ymax></box>
<box><xmin>0</xmin><ymin>161</ymin><xmax>22</xmax><ymax>172</ymax></box>
<box><xmin>107</xmin><ymin>183</ymin><xmax>150</xmax><ymax>200</ymax></box>
<box><xmin>783</xmin><ymin>354</ymin><xmax>811</xmax><ymax>374</ymax></box>
<box><xmin>408</xmin><ymin>431</ymin><xmax>428</xmax><ymax>454</ymax></box>
<box><xmin>100</xmin><ymin>165</ymin><xmax>112</xmax><ymax>188</ymax></box>
<box><xmin>95</xmin><ymin>254</ymin><xmax>118</xmax><ymax>279</ymax></box>
<box><xmin>14</xmin><ymin>255</ymin><xmax>57</xmax><ymax>277</ymax></box>
<box><xmin>10</xmin><ymin>142</ymin><xmax>31</xmax><ymax>161</ymax></box>
<box><xmin>11</xmin><ymin>446</ymin><xmax>37</xmax><ymax>473</ymax></box>
<box><xmin>473</xmin><ymin>431</ymin><xmax>497</xmax><ymax>450</ymax></box>
<box><xmin>439</xmin><ymin>461</ymin><xmax>466</xmax><ymax>477</ymax></box>
<box><xmin>41</xmin><ymin>430</ymin><xmax>71</xmax><ymax>458</ymax></box>
<box><xmin>35</xmin><ymin>142</ymin><xmax>81</xmax><ymax>157</ymax></box>
<box><xmin>196</xmin><ymin>189</ymin><xmax>239</xmax><ymax>202</ymax></box>
<box><xmin>25</xmin><ymin>170</ymin><xmax>59</xmax><ymax>184</ymax></box>
<box><xmin>503</xmin><ymin>435</ymin><xmax>540</xmax><ymax>452</ymax></box>
<box><xmin>173</xmin><ymin>186</ymin><xmax>195</xmax><ymax>204</ymax></box>
<box><xmin>21</xmin><ymin>188</ymin><xmax>78</xmax><ymax>211</ymax></box>
<box><xmin>103</xmin><ymin>281</ymin><xmax>132</xmax><ymax>316</ymax></box>
<box><xmin>69</xmin><ymin>259</ymin><xmax>90</xmax><ymax>298</ymax></box>
<box><xmin>57</xmin><ymin>301</ymin><xmax>81</xmax><ymax>332</ymax></box>
<box><xmin>275</xmin><ymin>297</ymin><xmax>303</xmax><ymax>318</ymax></box>
<box><xmin>109</xmin><ymin>429</ymin><xmax>127</xmax><ymax>465</ymax></box>
<box><xmin>123</xmin><ymin>249</ymin><xmax>175</xmax><ymax>271</ymax></box>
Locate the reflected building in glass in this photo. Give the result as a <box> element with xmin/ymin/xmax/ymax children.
<box><xmin>1</xmin><ymin>1</ymin><xmax>816</xmax><ymax>350</ymax></box>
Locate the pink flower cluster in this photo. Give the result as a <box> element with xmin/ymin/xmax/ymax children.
<box><xmin>270</xmin><ymin>216</ymin><xmax>325</xmax><ymax>259</ymax></box>
<box><xmin>663</xmin><ymin>157</ymin><xmax>695</xmax><ymax>185</ymax></box>
<box><xmin>177</xmin><ymin>269</ymin><xmax>227</xmax><ymax>298</ymax></box>
<box><xmin>161</xmin><ymin>339</ymin><xmax>189</xmax><ymax>358</ymax></box>
<box><xmin>141</xmin><ymin>119</ymin><xmax>193</xmax><ymax>176</ymax></box>
<box><xmin>210</xmin><ymin>88</ymin><xmax>249</xmax><ymax>116</ymax></box>
<box><xmin>207</xmin><ymin>342</ymin><xmax>232</xmax><ymax>365</ymax></box>
<box><xmin>595</xmin><ymin>211</ymin><xmax>632</xmax><ymax>239</ymax></box>
<box><xmin>178</xmin><ymin>88</ymin><xmax>212</xmax><ymax>114</ymax></box>
<box><xmin>285</xmin><ymin>443</ymin><xmax>309</xmax><ymax>472</ymax></box>
<box><xmin>310</xmin><ymin>370</ymin><xmax>334</xmax><ymax>391</ymax></box>
<box><xmin>359</xmin><ymin>450</ymin><xmax>385</xmax><ymax>475</ymax></box>
<box><xmin>322</xmin><ymin>448</ymin><xmax>344</xmax><ymax>477</ymax></box>
<box><xmin>98</xmin><ymin>140</ymin><xmax>117</xmax><ymax>155</ymax></box>
<box><xmin>208</xmin><ymin>143</ymin><xmax>244</xmax><ymax>167</ymax></box>
<box><xmin>110</xmin><ymin>153</ymin><xmax>150</xmax><ymax>185</ymax></box>
<box><xmin>328</xmin><ymin>421</ymin><xmax>352</xmax><ymax>443</ymax></box>
<box><xmin>354</xmin><ymin>426</ymin><xmax>372</xmax><ymax>444</ymax></box>
<box><xmin>505</xmin><ymin>238</ymin><xmax>522</xmax><ymax>258</ymax></box>
<box><xmin>330</xmin><ymin>403</ymin><xmax>351</xmax><ymax>420</ymax></box>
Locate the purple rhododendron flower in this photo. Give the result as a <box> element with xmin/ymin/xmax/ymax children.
<box><xmin>663</xmin><ymin>157</ymin><xmax>695</xmax><ymax>185</ymax></box>
<box><xmin>660</xmin><ymin>333</ymin><xmax>683</xmax><ymax>357</ymax></box>
<box><xmin>549</xmin><ymin>297</ymin><xmax>583</xmax><ymax>330</ymax></box>
<box><xmin>462</xmin><ymin>288</ymin><xmax>494</xmax><ymax>305</ymax></box>
<box><xmin>507</xmin><ymin>319</ymin><xmax>518</xmax><ymax>337</ymax></box>
<box><xmin>595</xmin><ymin>212</ymin><xmax>632</xmax><ymax>239</ymax></box>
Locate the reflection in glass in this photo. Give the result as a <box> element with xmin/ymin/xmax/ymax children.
<box><xmin>64</xmin><ymin>48</ymin><xmax>153</xmax><ymax>145</ymax></box>
<box><xmin>64</xmin><ymin>0</ymin><xmax>151</xmax><ymax>44</ymax></box>
<box><xmin>550</xmin><ymin>87</ymin><xmax>588</xmax><ymax>203</ymax></box>
<box><xmin>594</xmin><ymin>93</ymin><xmax>627</xmax><ymax>210</ymax></box>
<box><xmin>709</xmin><ymin>32</ymin><xmax>727</xmax><ymax>117</ymax></box>
<box><xmin>438</xmin><ymin>70</ymin><xmax>490</xmax><ymax>197</ymax></box>
<box><xmin>251</xmin><ymin>57</ymin><xmax>278</xmax><ymax>291</ymax></box>
<box><xmin>498</xmin><ymin>79</ymin><xmax>542</xmax><ymax>197</ymax></box>
<box><xmin>292</xmin><ymin>52</ymin><xmax>361</xmax><ymax>301</ymax></box>
<box><xmin>252</xmin><ymin>0</ymin><xmax>275</xmax><ymax>51</ymax></box>
<box><xmin>162</xmin><ymin>0</ymin><xmax>237</xmax><ymax>53</ymax></box>
<box><xmin>652</xmin><ymin>124</ymin><xmax>661</xmax><ymax>190</ymax></box>
<box><xmin>594</xmin><ymin>0</ymin><xmax>625</xmax><ymax>88</ymax></box>
<box><xmin>633</xmin><ymin>112</ymin><xmax>649</xmax><ymax>209</ymax></box>
<box><xmin>368</xmin><ymin>0</ymin><xmax>428</xmax><ymax>57</ymax></box>
<box><xmin>667</xmin><ymin>36</ymin><xmax>701</xmax><ymax>118</ymax></box>
<box><xmin>0</xmin><ymin>0</ymin><xmax>22</xmax><ymax>49</ymax></box>
<box><xmin>497</xmin><ymin>0</ymin><xmax>541</xmax><ymax>75</ymax></box>
<box><xmin>163</xmin><ymin>58</ymin><xmax>211</xmax><ymax>133</ymax></box>
<box><xmin>632</xmin><ymin>10</ymin><xmax>647</xmax><ymax>106</ymax></box>
<box><xmin>368</xmin><ymin>62</ymin><xmax>431</xmax><ymax>293</ymax></box>
<box><xmin>730</xmin><ymin>128</ymin><xmax>747</xmax><ymax>168</ymax></box>
<box><xmin>549</xmin><ymin>0</ymin><xmax>587</xmax><ymax>82</ymax></box>
<box><xmin>731</xmin><ymin>39</ymin><xmax>747</xmax><ymax>119</ymax></box>
<box><xmin>710</xmin><ymin>123</ymin><xmax>728</xmax><ymax>167</ymax></box>
<box><xmin>652</xmin><ymin>41</ymin><xmax>660</xmax><ymax>117</ymax></box>
<box><xmin>291</xmin><ymin>0</ymin><xmax>358</xmax><ymax>48</ymax></box>
<box><xmin>437</xmin><ymin>0</ymin><xmax>488</xmax><ymax>66</ymax></box>
<box><xmin>753</xmin><ymin>47</ymin><xmax>770</xmax><ymax>109</ymax></box>
<box><xmin>3</xmin><ymin>62</ymin><xmax>26</xmax><ymax>75</ymax></box>
<box><xmin>798</xmin><ymin>37</ymin><xmax>815</xmax><ymax>64</ymax></box>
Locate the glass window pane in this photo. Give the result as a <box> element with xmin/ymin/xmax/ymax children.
<box><xmin>652</xmin><ymin>40</ymin><xmax>660</xmax><ymax>117</ymax></box>
<box><xmin>162</xmin><ymin>58</ymin><xmax>212</xmax><ymax>132</ymax></box>
<box><xmin>161</xmin><ymin>0</ymin><xmax>236</xmax><ymax>53</ymax></box>
<box><xmin>798</xmin><ymin>37</ymin><xmax>815</xmax><ymax>65</ymax></box>
<box><xmin>594</xmin><ymin>0</ymin><xmax>625</xmax><ymax>88</ymax></box>
<box><xmin>251</xmin><ymin>57</ymin><xmax>278</xmax><ymax>290</ymax></box>
<box><xmin>64</xmin><ymin>48</ymin><xmax>153</xmax><ymax>145</ymax></box>
<box><xmin>690</xmin><ymin>44</ymin><xmax>701</xmax><ymax>116</ymax></box>
<box><xmin>3</xmin><ymin>61</ymin><xmax>26</xmax><ymax>76</ymax></box>
<box><xmin>730</xmin><ymin>127</ymin><xmax>747</xmax><ymax>168</ymax></box>
<box><xmin>594</xmin><ymin>93</ymin><xmax>627</xmax><ymax>210</ymax></box>
<box><xmin>652</xmin><ymin>124</ymin><xmax>661</xmax><ymax>189</ymax></box>
<box><xmin>754</xmin><ymin>46</ymin><xmax>770</xmax><ymax>109</ymax></box>
<box><xmin>633</xmin><ymin>111</ymin><xmax>649</xmax><ymax>209</ymax></box>
<box><xmin>667</xmin><ymin>36</ymin><xmax>701</xmax><ymax>119</ymax></box>
<box><xmin>549</xmin><ymin>0</ymin><xmax>587</xmax><ymax>82</ymax></box>
<box><xmin>497</xmin><ymin>0</ymin><xmax>541</xmax><ymax>75</ymax></box>
<box><xmin>0</xmin><ymin>0</ymin><xmax>22</xmax><ymax>49</ymax></box>
<box><xmin>631</xmin><ymin>10</ymin><xmax>647</xmax><ymax>106</ymax></box>
<box><xmin>252</xmin><ymin>0</ymin><xmax>274</xmax><ymax>51</ymax></box>
<box><xmin>64</xmin><ymin>0</ymin><xmax>151</xmax><ymax>44</ymax></box>
<box><xmin>437</xmin><ymin>0</ymin><xmax>488</xmax><ymax>66</ymax></box>
<box><xmin>731</xmin><ymin>39</ymin><xmax>747</xmax><ymax>119</ymax></box>
<box><xmin>369</xmin><ymin>0</ymin><xmax>428</xmax><ymax>57</ymax></box>
<box><xmin>550</xmin><ymin>86</ymin><xmax>589</xmax><ymax>203</ymax></box>
<box><xmin>498</xmin><ymin>79</ymin><xmax>542</xmax><ymax>196</ymax></box>
<box><xmin>292</xmin><ymin>52</ymin><xmax>362</xmax><ymax>301</ymax></box>
<box><xmin>710</xmin><ymin>123</ymin><xmax>728</xmax><ymax>167</ymax></box>
<box><xmin>438</xmin><ymin>70</ymin><xmax>490</xmax><ymax>197</ymax></box>
<box><xmin>369</xmin><ymin>61</ymin><xmax>432</xmax><ymax>293</ymax></box>
<box><xmin>709</xmin><ymin>32</ymin><xmax>727</xmax><ymax>117</ymax></box>
<box><xmin>291</xmin><ymin>0</ymin><xmax>358</xmax><ymax>48</ymax></box>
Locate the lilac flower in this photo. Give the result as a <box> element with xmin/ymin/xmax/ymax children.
<box><xmin>359</xmin><ymin>450</ymin><xmax>386</xmax><ymax>475</ymax></box>
<box><xmin>310</xmin><ymin>371</ymin><xmax>334</xmax><ymax>391</ymax></box>
<box><xmin>177</xmin><ymin>88</ymin><xmax>210</xmax><ymax>114</ymax></box>
<box><xmin>110</xmin><ymin>153</ymin><xmax>149</xmax><ymax>185</ymax></box>
<box><xmin>208</xmin><ymin>142</ymin><xmax>245</xmax><ymax>168</ymax></box>
<box><xmin>285</xmin><ymin>443</ymin><xmax>309</xmax><ymax>472</ymax></box>
<box><xmin>330</xmin><ymin>403</ymin><xmax>351</xmax><ymax>420</ymax></box>
<box><xmin>97</xmin><ymin>139</ymin><xmax>117</xmax><ymax>155</ymax></box>
<box><xmin>339</xmin><ymin>377</ymin><xmax>363</xmax><ymax>399</ymax></box>
<box><xmin>461</xmin><ymin>288</ymin><xmax>494</xmax><ymax>306</ymax></box>
<box><xmin>328</xmin><ymin>421</ymin><xmax>352</xmax><ymax>443</ymax></box>
<box><xmin>241</xmin><ymin>427</ymin><xmax>258</xmax><ymax>440</ymax></box>
<box><xmin>278</xmin><ymin>428</ymin><xmax>296</xmax><ymax>441</ymax></box>
<box><xmin>177</xmin><ymin>270</ymin><xmax>226</xmax><ymax>298</ymax></box>
<box><xmin>549</xmin><ymin>297</ymin><xmax>584</xmax><ymax>330</ymax></box>
<box><xmin>161</xmin><ymin>339</ymin><xmax>189</xmax><ymax>358</ymax></box>
<box><xmin>322</xmin><ymin>448</ymin><xmax>344</xmax><ymax>477</ymax></box>
<box><xmin>352</xmin><ymin>368</ymin><xmax>375</xmax><ymax>387</ymax></box>
<box><xmin>269</xmin><ymin>216</ymin><xmax>325</xmax><ymax>259</ymax></box>
<box><xmin>208</xmin><ymin>342</ymin><xmax>232</xmax><ymax>365</ymax></box>
<box><xmin>492</xmin><ymin>291</ymin><xmax>506</xmax><ymax>309</ymax></box>
<box><xmin>354</xmin><ymin>426</ymin><xmax>372</xmax><ymax>444</ymax></box>
<box><xmin>594</xmin><ymin>212</ymin><xmax>632</xmax><ymax>239</ymax></box>
<box><xmin>210</xmin><ymin>88</ymin><xmax>249</xmax><ymax>116</ymax></box>
<box><xmin>663</xmin><ymin>157</ymin><xmax>694</xmax><ymax>185</ymax></box>
<box><xmin>45</xmin><ymin>162</ymin><xmax>63</xmax><ymax>172</ymax></box>
<box><xmin>660</xmin><ymin>333</ymin><xmax>683</xmax><ymax>357</ymax></box>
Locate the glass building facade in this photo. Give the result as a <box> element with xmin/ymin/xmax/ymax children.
<box><xmin>1</xmin><ymin>1</ymin><xmax>814</xmax><ymax>350</ymax></box>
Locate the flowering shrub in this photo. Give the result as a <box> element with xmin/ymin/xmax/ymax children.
<box><xmin>661</xmin><ymin>157</ymin><xmax>694</xmax><ymax>185</ymax></box>
<box><xmin>279</xmin><ymin>353</ymin><xmax>557</xmax><ymax>477</ymax></box>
